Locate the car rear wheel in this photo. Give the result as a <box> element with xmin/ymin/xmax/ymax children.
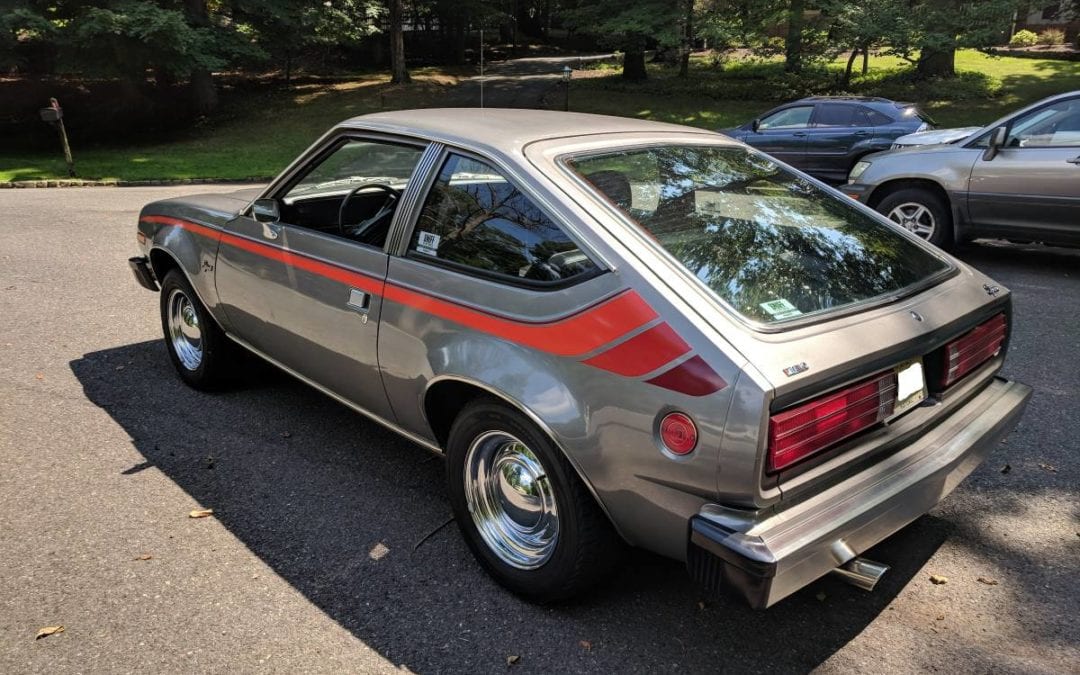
<box><xmin>446</xmin><ymin>400</ymin><xmax>621</xmax><ymax>602</ymax></box>
<box><xmin>159</xmin><ymin>269</ymin><xmax>237</xmax><ymax>390</ymax></box>
<box><xmin>876</xmin><ymin>187</ymin><xmax>953</xmax><ymax>250</ymax></box>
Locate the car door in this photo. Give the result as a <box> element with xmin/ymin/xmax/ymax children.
<box><xmin>215</xmin><ymin>134</ymin><xmax>434</xmax><ymax>421</ymax></box>
<box><xmin>802</xmin><ymin>103</ymin><xmax>871</xmax><ymax>181</ymax></box>
<box><xmin>967</xmin><ymin>95</ymin><xmax>1080</xmax><ymax>244</ymax></box>
<box><xmin>741</xmin><ymin>105</ymin><xmax>813</xmax><ymax>168</ymax></box>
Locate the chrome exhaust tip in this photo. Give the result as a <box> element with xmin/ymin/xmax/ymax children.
<box><xmin>831</xmin><ymin>557</ymin><xmax>890</xmax><ymax>591</ymax></box>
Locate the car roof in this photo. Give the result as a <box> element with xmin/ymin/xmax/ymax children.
<box><xmin>339</xmin><ymin>108</ymin><xmax>720</xmax><ymax>158</ymax></box>
<box><xmin>796</xmin><ymin>95</ymin><xmax>914</xmax><ymax>109</ymax></box>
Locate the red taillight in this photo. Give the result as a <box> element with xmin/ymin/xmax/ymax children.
<box><xmin>768</xmin><ymin>372</ymin><xmax>896</xmax><ymax>473</ymax></box>
<box><xmin>660</xmin><ymin>412</ymin><xmax>698</xmax><ymax>455</ymax></box>
<box><xmin>941</xmin><ymin>314</ymin><xmax>1007</xmax><ymax>388</ymax></box>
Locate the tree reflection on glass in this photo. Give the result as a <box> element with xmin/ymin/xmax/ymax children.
<box><xmin>572</xmin><ymin>146</ymin><xmax>950</xmax><ymax>324</ymax></box>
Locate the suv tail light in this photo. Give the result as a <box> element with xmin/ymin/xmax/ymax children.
<box><xmin>941</xmin><ymin>314</ymin><xmax>1006</xmax><ymax>388</ymax></box>
<box><xmin>768</xmin><ymin>372</ymin><xmax>896</xmax><ymax>473</ymax></box>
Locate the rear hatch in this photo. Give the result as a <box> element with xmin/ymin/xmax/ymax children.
<box><xmin>566</xmin><ymin>142</ymin><xmax>1009</xmax><ymax>499</ymax></box>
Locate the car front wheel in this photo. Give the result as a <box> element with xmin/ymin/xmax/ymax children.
<box><xmin>876</xmin><ymin>187</ymin><xmax>953</xmax><ymax>250</ymax></box>
<box><xmin>446</xmin><ymin>400</ymin><xmax>621</xmax><ymax>602</ymax></box>
<box><xmin>159</xmin><ymin>269</ymin><xmax>237</xmax><ymax>390</ymax></box>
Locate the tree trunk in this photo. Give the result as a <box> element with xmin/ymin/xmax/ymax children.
<box><xmin>784</xmin><ymin>0</ymin><xmax>805</xmax><ymax>73</ymax></box>
<box><xmin>678</xmin><ymin>0</ymin><xmax>693</xmax><ymax>78</ymax></box>
<box><xmin>389</xmin><ymin>0</ymin><xmax>411</xmax><ymax>84</ymax></box>
<box><xmin>916</xmin><ymin>44</ymin><xmax>956</xmax><ymax>79</ymax></box>
<box><xmin>622</xmin><ymin>36</ymin><xmax>648</xmax><ymax>81</ymax></box>
<box><xmin>843</xmin><ymin>47</ymin><xmax>858</xmax><ymax>86</ymax></box>
<box><xmin>861</xmin><ymin>44</ymin><xmax>869</xmax><ymax>74</ymax></box>
<box><xmin>184</xmin><ymin>0</ymin><xmax>217</xmax><ymax>114</ymax></box>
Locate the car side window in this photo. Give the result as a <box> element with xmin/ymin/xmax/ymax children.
<box><xmin>814</xmin><ymin>104</ymin><xmax>860</xmax><ymax>127</ymax></box>
<box><xmin>408</xmin><ymin>153</ymin><xmax>600</xmax><ymax>285</ymax></box>
<box><xmin>1006</xmin><ymin>98</ymin><xmax>1080</xmax><ymax>148</ymax></box>
<box><xmin>278</xmin><ymin>139</ymin><xmax>426</xmax><ymax>247</ymax></box>
<box><xmin>866</xmin><ymin>109</ymin><xmax>894</xmax><ymax>126</ymax></box>
<box><xmin>759</xmin><ymin>106</ymin><xmax>813</xmax><ymax>130</ymax></box>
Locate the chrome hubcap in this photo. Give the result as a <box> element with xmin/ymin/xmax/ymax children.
<box><xmin>167</xmin><ymin>289</ymin><xmax>203</xmax><ymax>371</ymax></box>
<box><xmin>887</xmin><ymin>202</ymin><xmax>936</xmax><ymax>239</ymax></box>
<box><xmin>464</xmin><ymin>431</ymin><xmax>558</xmax><ymax>569</ymax></box>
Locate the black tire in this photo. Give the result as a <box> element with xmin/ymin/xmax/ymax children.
<box><xmin>159</xmin><ymin>269</ymin><xmax>238</xmax><ymax>390</ymax></box>
<box><xmin>446</xmin><ymin>400</ymin><xmax>622</xmax><ymax>602</ymax></box>
<box><xmin>875</xmin><ymin>187</ymin><xmax>954</xmax><ymax>250</ymax></box>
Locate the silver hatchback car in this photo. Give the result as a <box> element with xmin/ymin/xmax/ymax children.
<box><xmin>844</xmin><ymin>91</ymin><xmax>1080</xmax><ymax>249</ymax></box>
<box><xmin>129</xmin><ymin>109</ymin><xmax>1030</xmax><ymax>608</ymax></box>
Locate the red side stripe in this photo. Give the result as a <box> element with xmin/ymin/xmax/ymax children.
<box><xmin>384</xmin><ymin>284</ymin><xmax>657</xmax><ymax>357</ymax></box>
<box><xmin>143</xmin><ymin>215</ymin><xmax>661</xmax><ymax>360</ymax></box>
<box><xmin>646</xmin><ymin>355</ymin><xmax>728</xmax><ymax>397</ymax></box>
<box><xmin>582</xmin><ymin>323</ymin><xmax>691</xmax><ymax>377</ymax></box>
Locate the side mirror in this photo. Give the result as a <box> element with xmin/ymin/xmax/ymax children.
<box><xmin>983</xmin><ymin>126</ymin><xmax>1007</xmax><ymax>161</ymax></box>
<box><xmin>251</xmin><ymin>198</ymin><xmax>280</xmax><ymax>224</ymax></box>
<box><xmin>751</xmin><ymin>118</ymin><xmax>761</xmax><ymax>133</ymax></box>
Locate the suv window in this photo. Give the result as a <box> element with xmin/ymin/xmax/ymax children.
<box><xmin>759</xmin><ymin>106</ymin><xmax>813</xmax><ymax>130</ymax></box>
<box><xmin>1007</xmin><ymin>98</ymin><xmax>1080</xmax><ymax>147</ymax></box>
<box><xmin>409</xmin><ymin>153</ymin><xmax>599</xmax><ymax>285</ymax></box>
<box><xmin>568</xmin><ymin>145</ymin><xmax>952</xmax><ymax>325</ymax></box>
<box><xmin>814</xmin><ymin>104</ymin><xmax>860</xmax><ymax>127</ymax></box>
<box><xmin>865</xmin><ymin>109</ymin><xmax>894</xmax><ymax>126</ymax></box>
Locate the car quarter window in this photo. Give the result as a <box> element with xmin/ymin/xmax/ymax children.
<box><xmin>813</xmin><ymin>104</ymin><xmax>861</xmax><ymax>127</ymax></box>
<box><xmin>408</xmin><ymin>153</ymin><xmax>600</xmax><ymax>285</ymax></box>
<box><xmin>1007</xmin><ymin>98</ymin><xmax>1080</xmax><ymax>148</ymax></box>
<box><xmin>865</xmin><ymin>109</ymin><xmax>894</xmax><ymax>126</ymax></box>
<box><xmin>759</xmin><ymin>106</ymin><xmax>813</xmax><ymax>130</ymax></box>
<box><xmin>277</xmin><ymin>138</ymin><xmax>426</xmax><ymax>247</ymax></box>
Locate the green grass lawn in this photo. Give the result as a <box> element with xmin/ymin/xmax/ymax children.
<box><xmin>3</xmin><ymin>51</ymin><xmax>1078</xmax><ymax>181</ymax></box>
<box><xmin>0</xmin><ymin>69</ymin><xmax>460</xmax><ymax>182</ymax></box>
<box><xmin>569</xmin><ymin>49</ymin><xmax>1080</xmax><ymax>129</ymax></box>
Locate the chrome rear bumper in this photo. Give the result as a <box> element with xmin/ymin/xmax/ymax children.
<box><xmin>688</xmin><ymin>376</ymin><xmax>1032</xmax><ymax>608</ymax></box>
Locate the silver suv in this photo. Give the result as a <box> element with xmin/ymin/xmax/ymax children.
<box><xmin>842</xmin><ymin>91</ymin><xmax>1080</xmax><ymax>249</ymax></box>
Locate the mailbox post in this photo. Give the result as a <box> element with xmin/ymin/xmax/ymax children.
<box><xmin>39</xmin><ymin>98</ymin><xmax>75</xmax><ymax>177</ymax></box>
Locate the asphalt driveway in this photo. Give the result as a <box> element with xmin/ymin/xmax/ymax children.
<box><xmin>0</xmin><ymin>186</ymin><xmax>1076</xmax><ymax>673</ymax></box>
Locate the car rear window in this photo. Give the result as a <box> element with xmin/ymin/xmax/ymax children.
<box><xmin>567</xmin><ymin>145</ymin><xmax>952</xmax><ymax>325</ymax></box>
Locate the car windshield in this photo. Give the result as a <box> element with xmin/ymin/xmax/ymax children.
<box><xmin>567</xmin><ymin>145</ymin><xmax>952</xmax><ymax>325</ymax></box>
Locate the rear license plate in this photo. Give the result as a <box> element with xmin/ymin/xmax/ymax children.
<box><xmin>893</xmin><ymin>358</ymin><xmax>928</xmax><ymax>417</ymax></box>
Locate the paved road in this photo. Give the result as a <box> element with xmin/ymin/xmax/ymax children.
<box><xmin>0</xmin><ymin>186</ymin><xmax>1077</xmax><ymax>673</ymax></box>
<box><xmin>446</xmin><ymin>53</ymin><xmax>615</xmax><ymax>109</ymax></box>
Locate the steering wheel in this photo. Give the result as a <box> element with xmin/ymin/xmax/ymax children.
<box><xmin>338</xmin><ymin>183</ymin><xmax>401</xmax><ymax>238</ymax></box>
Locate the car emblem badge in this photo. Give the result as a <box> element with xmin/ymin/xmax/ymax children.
<box><xmin>910</xmin><ymin>311</ymin><xmax>924</xmax><ymax>322</ymax></box>
<box><xmin>783</xmin><ymin>362</ymin><xmax>809</xmax><ymax>377</ymax></box>
<box><xmin>983</xmin><ymin>284</ymin><xmax>1001</xmax><ymax>297</ymax></box>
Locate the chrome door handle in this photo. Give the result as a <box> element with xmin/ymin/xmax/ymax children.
<box><xmin>347</xmin><ymin>289</ymin><xmax>371</xmax><ymax>322</ymax></box>
<box><xmin>261</xmin><ymin>222</ymin><xmax>281</xmax><ymax>240</ymax></box>
<box><xmin>1067</xmin><ymin>156</ymin><xmax>1080</xmax><ymax>165</ymax></box>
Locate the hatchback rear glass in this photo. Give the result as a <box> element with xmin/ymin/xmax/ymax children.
<box><xmin>566</xmin><ymin>145</ymin><xmax>953</xmax><ymax>326</ymax></box>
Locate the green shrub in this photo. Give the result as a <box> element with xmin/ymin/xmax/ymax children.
<box><xmin>1009</xmin><ymin>30</ymin><xmax>1038</xmax><ymax>47</ymax></box>
<box><xmin>850</xmin><ymin>67</ymin><xmax>1002</xmax><ymax>101</ymax></box>
<box><xmin>1038</xmin><ymin>28</ymin><xmax>1066</xmax><ymax>46</ymax></box>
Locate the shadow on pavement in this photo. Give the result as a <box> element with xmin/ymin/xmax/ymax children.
<box><xmin>71</xmin><ymin>340</ymin><xmax>947</xmax><ymax>672</ymax></box>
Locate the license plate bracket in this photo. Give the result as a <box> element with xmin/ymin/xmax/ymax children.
<box><xmin>892</xmin><ymin>358</ymin><xmax>928</xmax><ymax>418</ymax></box>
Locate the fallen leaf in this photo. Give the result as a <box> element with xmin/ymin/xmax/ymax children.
<box><xmin>1038</xmin><ymin>463</ymin><xmax>1058</xmax><ymax>473</ymax></box>
<box><xmin>35</xmin><ymin>373</ymin><xmax>43</xmax><ymax>380</ymax></box>
<box><xmin>506</xmin><ymin>655</ymin><xmax>520</xmax><ymax>666</ymax></box>
<box><xmin>815</xmin><ymin>591</ymin><xmax>826</xmax><ymax>601</ymax></box>
<box><xmin>369</xmin><ymin>542</ymin><xmax>390</xmax><ymax>561</ymax></box>
<box><xmin>115</xmin><ymin>365</ymin><xmax>125</xmax><ymax>371</ymax></box>
<box><xmin>35</xmin><ymin>625</ymin><xmax>64</xmax><ymax>640</ymax></box>
<box><xmin>188</xmin><ymin>508</ymin><xmax>214</xmax><ymax>519</ymax></box>
<box><xmin>697</xmin><ymin>600</ymin><xmax>707</xmax><ymax>611</ymax></box>
<box><xmin>133</xmin><ymin>554</ymin><xmax>153</xmax><ymax>561</ymax></box>
<box><xmin>281</xmin><ymin>431</ymin><xmax>292</xmax><ymax>439</ymax></box>
<box><xmin>999</xmin><ymin>464</ymin><xmax>1011</xmax><ymax>474</ymax></box>
<box><xmin>929</xmin><ymin>575</ymin><xmax>948</xmax><ymax>585</ymax></box>
<box><xmin>977</xmin><ymin>577</ymin><xmax>999</xmax><ymax>586</ymax></box>
<box><xmin>935</xmin><ymin>614</ymin><xmax>945</xmax><ymax>621</ymax></box>
<box><xmin>579</xmin><ymin>640</ymin><xmax>592</xmax><ymax>651</ymax></box>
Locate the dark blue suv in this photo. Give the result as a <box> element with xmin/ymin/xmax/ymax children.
<box><xmin>720</xmin><ymin>96</ymin><xmax>934</xmax><ymax>183</ymax></box>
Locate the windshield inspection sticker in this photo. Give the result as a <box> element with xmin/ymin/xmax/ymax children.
<box><xmin>760</xmin><ymin>298</ymin><xmax>802</xmax><ymax>320</ymax></box>
<box><xmin>416</xmin><ymin>231</ymin><xmax>441</xmax><ymax>256</ymax></box>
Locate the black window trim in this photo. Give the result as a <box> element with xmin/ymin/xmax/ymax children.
<box><xmin>395</xmin><ymin>145</ymin><xmax>608</xmax><ymax>292</ymax></box>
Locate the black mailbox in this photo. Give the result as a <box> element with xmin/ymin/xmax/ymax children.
<box><xmin>39</xmin><ymin>107</ymin><xmax>62</xmax><ymax>123</ymax></box>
